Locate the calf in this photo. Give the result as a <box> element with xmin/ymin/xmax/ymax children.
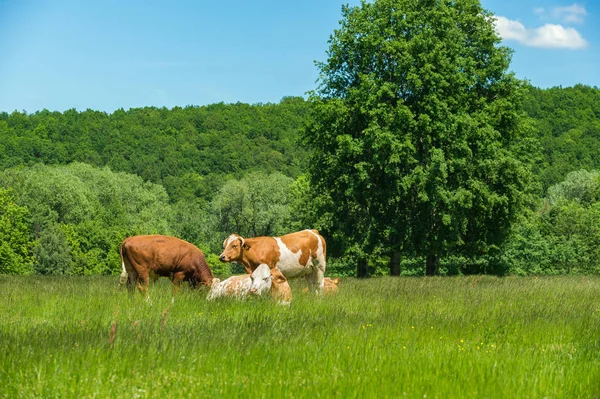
<box><xmin>207</xmin><ymin>264</ymin><xmax>292</xmax><ymax>305</ymax></box>
<box><xmin>120</xmin><ymin>235</ymin><xmax>213</xmax><ymax>298</ymax></box>
<box><xmin>302</xmin><ymin>277</ymin><xmax>340</xmax><ymax>295</ymax></box>
<box><xmin>219</xmin><ymin>229</ymin><xmax>326</xmax><ymax>293</ymax></box>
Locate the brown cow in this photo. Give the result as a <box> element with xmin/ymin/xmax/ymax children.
<box><xmin>119</xmin><ymin>235</ymin><xmax>213</xmax><ymax>298</ymax></box>
<box><xmin>219</xmin><ymin>229</ymin><xmax>326</xmax><ymax>293</ymax></box>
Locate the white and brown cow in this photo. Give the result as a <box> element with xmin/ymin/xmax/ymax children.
<box><xmin>207</xmin><ymin>263</ymin><xmax>292</xmax><ymax>305</ymax></box>
<box><xmin>219</xmin><ymin>229</ymin><xmax>326</xmax><ymax>293</ymax></box>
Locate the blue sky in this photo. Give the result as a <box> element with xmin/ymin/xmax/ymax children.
<box><xmin>0</xmin><ymin>0</ymin><xmax>598</xmax><ymax>113</ymax></box>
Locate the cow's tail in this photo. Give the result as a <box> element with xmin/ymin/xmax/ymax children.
<box><xmin>119</xmin><ymin>242</ymin><xmax>128</xmax><ymax>286</ymax></box>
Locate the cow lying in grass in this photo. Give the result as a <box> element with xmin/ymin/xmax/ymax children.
<box><xmin>207</xmin><ymin>264</ymin><xmax>292</xmax><ymax>305</ymax></box>
<box><xmin>302</xmin><ymin>277</ymin><xmax>340</xmax><ymax>295</ymax></box>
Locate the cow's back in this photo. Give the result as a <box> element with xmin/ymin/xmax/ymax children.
<box><xmin>274</xmin><ymin>229</ymin><xmax>326</xmax><ymax>278</ymax></box>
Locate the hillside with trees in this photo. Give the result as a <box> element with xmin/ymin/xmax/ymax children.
<box><xmin>1</xmin><ymin>1</ymin><xmax>600</xmax><ymax>280</ymax></box>
<box><xmin>1</xmin><ymin>84</ymin><xmax>599</xmax><ymax>277</ymax></box>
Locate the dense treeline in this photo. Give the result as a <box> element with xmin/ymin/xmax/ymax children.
<box><xmin>1</xmin><ymin>86</ymin><xmax>600</xmax><ymax>276</ymax></box>
<box><xmin>0</xmin><ymin>96</ymin><xmax>310</xmax><ymax>204</ymax></box>
<box><xmin>524</xmin><ymin>85</ymin><xmax>600</xmax><ymax>191</ymax></box>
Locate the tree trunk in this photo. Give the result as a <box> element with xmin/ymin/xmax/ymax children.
<box><xmin>357</xmin><ymin>257</ymin><xmax>369</xmax><ymax>278</ymax></box>
<box><xmin>389</xmin><ymin>250</ymin><xmax>401</xmax><ymax>276</ymax></box>
<box><xmin>425</xmin><ymin>254</ymin><xmax>440</xmax><ymax>276</ymax></box>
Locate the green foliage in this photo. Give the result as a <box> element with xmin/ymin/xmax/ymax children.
<box><xmin>202</xmin><ymin>250</ymin><xmax>231</xmax><ymax>278</ymax></box>
<box><xmin>496</xmin><ymin>170</ymin><xmax>600</xmax><ymax>275</ymax></box>
<box><xmin>0</xmin><ymin>99</ymin><xmax>310</xmax><ymax>204</ymax></box>
<box><xmin>0</xmin><ymin>163</ymin><xmax>175</xmax><ymax>275</ymax></box>
<box><xmin>546</xmin><ymin>169</ymin><xmax>600</xmax><ymax>205</ymax></box>
<box><xmin>33</xmin><ymin>224</ymin><xmax>72</xmax><ymax>275</ymax></box>
<box><xmin>305</xmin><ymin>0</ymin><xmax>537</xmax><ymax>275</ymax></box>
<box><xmin>523</xmin><ymin>85</ymin><xmax>600</xmax><ymax>191</ymax></box>
<box><xmin>287</xmin><ymin>174</ymin><xmax>334</xmax><ymax>234</ymax></box>
<box><xmin>0</xmin><ymin>188</ymin><xmax>34</xmax><ymax>274</ymax></box>
<box><xmin>210</xmin><ymin>172</ymin><xmax>294</xmax><ymax>240</ymax></box>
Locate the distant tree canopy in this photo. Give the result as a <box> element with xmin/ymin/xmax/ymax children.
<box><xmin>0</xmin><ymin>36</ymin><xmax>600</xmax><ymax>277</ymax></box>
<box><xmin>0</xmin><ymin>97</ymin><xmax>310</xmax><ymax>205</ymax></box>
<box><xmin>523</xmin><ymin>85</ymin><xmax>600</xmax><ymax>191</ymax></box>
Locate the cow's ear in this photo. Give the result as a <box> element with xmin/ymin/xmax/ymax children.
<box><xmin>242</xmin><ymin>242</ymin><xmax>251</xmax><ymax>250</ymax></box>
<box><xmin>272</xmin><ymin>270</ymin><xmax>287</xmax><ymax>284</ymax></box>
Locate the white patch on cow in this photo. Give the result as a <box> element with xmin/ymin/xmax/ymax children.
<box><xmin>207</xmin><ymin>274</ymin><xmax>253</xmax><ymax>300</ymax></box>
<box><xmin>274</xmin><ymin>237</ymin><xmax>309</xmax><ymax>278</ymax></box>
<box><xmin>225</xmin><ymin>234</ymin><xmax>238</xmax><ymax>248</ymax></box>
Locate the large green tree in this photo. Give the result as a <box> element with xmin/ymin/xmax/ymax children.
<box><xmin>304</xmin><ymin>0</ymin><xmax>536</xmax><ymax>276</ymax></box>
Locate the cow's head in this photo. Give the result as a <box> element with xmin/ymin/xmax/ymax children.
<box><xmin>219</xmin><ymin>234</ymin><xmax>248</xmax><ymax>263</ymax></box>
<box><xmin>249</xmin><ymin>264</ymin><xmax>275</xmax><ymax>296</ymax></box>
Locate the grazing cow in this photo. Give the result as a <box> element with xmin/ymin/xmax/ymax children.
<box><xmin>219</xmin><ymin>229</ymin><xmax>326</xmax><ymax>293</ymax></box>
<box><xmin>207</xmin><ymin>264</ymin><xmax>292</xmax><ymax>305</ymax></box>
<box><xmin>119</xmin><ymin>235</ymin><xmax>213</xmax><ymax>298</ymax></box>
<box><xmin>302</xmin><ymin>277</ymin><xmax>340</xmax><ymax>295</ymax></box>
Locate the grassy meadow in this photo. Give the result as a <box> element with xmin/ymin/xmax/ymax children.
<box><xmin>1</xmin><ymin>275</ymin><xmax>599</xmax><ymax>398</ymax></box>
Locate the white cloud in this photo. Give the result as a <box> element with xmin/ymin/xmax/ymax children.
<box><xmin>534</xmin><ymin>3</ymin><xmax>587</xmax><ymax>24</ymax></box>
<box><xmin>527</xmin><ymin>23</ymin><xmax>587</xmax><ymax>48</ymax></box>
<box><xmin>493</xmin><ymin>16</ymin><xmax>587</xmax><ymax>49</ymax></box>
<box><xmin>552</xmin><ymin>3</ymin><xmax>587</xmax><ymax>24</ymax></box>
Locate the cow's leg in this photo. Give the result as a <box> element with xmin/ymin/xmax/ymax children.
<box><xmin>136</xmin><ymin>273</ymin><xmax>150</xmax><ymax>301</ymax></box>
<box><xmin>170</xmin><ymin>271</ymin><xmax>186</xmax><ymax>303</ymax></box>
<box><xmin>126</xmin><ymin>270</ymin><xmax>139</xmax><ymax>294</ymax></box>
<box><xmin>309</xmin><ymin>256</ymin><xmax>326</xmax><ymax>294</ymax></box>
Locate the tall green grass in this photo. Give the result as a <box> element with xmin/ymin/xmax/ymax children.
<box><xmin>1</xmin><ymin>275</ymin><xmax>599</xmax><ymax>398</ymax></box>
